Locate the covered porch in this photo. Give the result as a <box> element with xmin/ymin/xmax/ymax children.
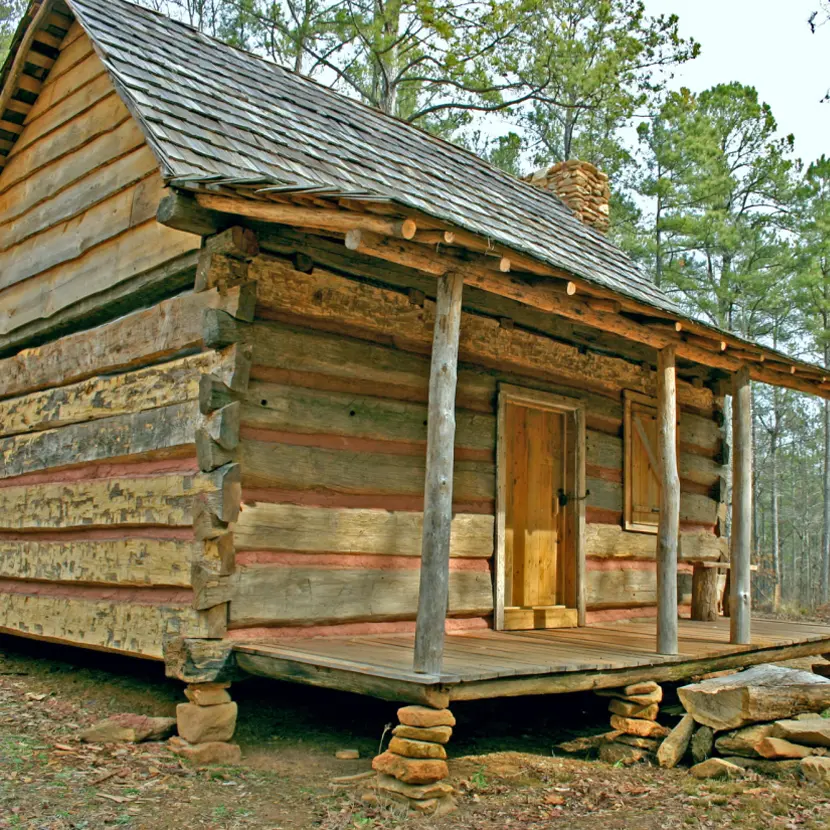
<box><xmin>232</xmin><ymin>617</ymin><xmax>830</xmax><ymax>706</ymax></box>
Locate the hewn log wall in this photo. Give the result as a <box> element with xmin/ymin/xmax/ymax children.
<box><xmin>0</xmin><ymin>25</ymin><xmax>198</xmax><ymax>350</ymax></box>
<box><xmin>226</xmin><ymin>250</ymin><xmax>727</xmax><ymax>632</ymax></box>
<box><xmin>0</xmin><ymin>282</ymin><xmax>255</xmax><ymax>658</ymax></box>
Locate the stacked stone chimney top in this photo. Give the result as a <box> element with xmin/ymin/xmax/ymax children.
<box><xmin>525</xmin><ymin>159</ymin><xmax>611</xmax><ymax>235</ymax></box>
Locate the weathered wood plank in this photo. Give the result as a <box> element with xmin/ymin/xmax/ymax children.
<box><xmin>228</xmin><ymin>564</ymin><xmax>493</xmax><ymax>627</ymax></box>
<box><xmin>0</xmin><ymin>146</ymin><xmax>159</xmax><ymax>256</ymax></box>
<box><xmin>0</xmin><ymin>119</ymin><xmax>147</xmax><ymax>227</ymax></box>
<box><xmin>245</xmin><ymin>321</ymin><xmax>497</xmax><ymax>413</ymax></box>
<box><xmin>448</xmin><ymin>639</ymin><xmax>830</xmax><ymax>701</ymax></box>
<box><xmin>0</xmin><ymin>470</ymin><xmax>227</xmax><ymax>530</ymax></box>
<box><xmin>10</xmin><ymin>70</ymin><xmax>113</xmax><ymax>162</ymax></box>
<box><xmin>0</xmin><ymin>92</ymin><xmax>131</xmax><ymax>192</ymax></box>
<box><xmin>235</xmin><ymin>651</ymin><xmax>448</xmax><ymax>705</ymax></box>
<box><xmin>234</xmin><ymin>502</ymin><xmax>494</xmax><ymax>558</ymax></box>
<box><xmin>0</xmin><ymin>592</ymin><xmax>211</xmax><ymax>659</ymax></box>
<box><xmin>0</xmin><ymin>537</ymin><xmax>197</xmax><ymax>586</ymax></box>
<box><xmin>0</xmin><ymin>285</ymin><xmax>253</xmax><ymax>399</ymax></box>
<box><xmin>588</xmin><ymin>430</ymin><xmax>722</xmax><ymax>488</ymax></box>
<box><xmin>22</xmin><ymin>51</ymin><xmax>104</xmax><ymax>124</ymax></box>
<box><xmin>0</xmin><ymin>351</ymin><xmax>227</xmax><ymax>438</ymax></box>
<box><xmin>251</xmin><ymin>255</ymin><xmax>708</xmax><ymax>406</ymax></box>
<box><xmin>586</xmin><ymin>567</ymin><xmax>691</xmax><ymax>610</ymax></box>
<box><xmin>585</xmin><ymin>523</ymin><xmax>726</xmax><ymax>561</ymax></box>
<box><xmin>0</xmin><ymin>401</ymin><xmax>199</xmax><ymax>479</ymax></box>
<box><xmin>242</xmin><ymin>381</ymin><xmax>494</xmax><ymax>452</ymax></box>
<box><xmin>238</xmin><ymin>439</ymin><xmax>493</xmax><ymax>501</ymax></box>
<box><xmin>587</xmin><ymin>477</ymin><xmax>718</xmax><ymax>526</ymax></box>
<box><xmin>0</xmin><ymin>218</ymin><xmax>198</xmax><ymax>336</ymax></box>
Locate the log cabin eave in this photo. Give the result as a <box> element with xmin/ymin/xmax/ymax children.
<box><xmin>163</xmin><ymin>186</ymin><xmax>828</xmax><ymax>400</ymax></box>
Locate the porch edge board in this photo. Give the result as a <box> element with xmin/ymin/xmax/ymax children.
<box><xmin>234</xmin><ymin>651</ymin><xmax>453</xmax><ymax>708</ymax></box>
<box><xmin>447</xmin><ymin>638</ymin><xmax>830</xmax><ymax>701</ymax></box>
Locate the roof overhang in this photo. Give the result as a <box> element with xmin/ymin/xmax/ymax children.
<box><xmin>163</xmin><ymin>183</ymin><xmax>830</xmax><ymax>400</ymax></box>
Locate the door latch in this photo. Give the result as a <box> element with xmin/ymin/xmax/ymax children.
<box><xmin>557</xmin><ymin>488</ymin><xmax>590</xmax><ymax>508</ymax></box>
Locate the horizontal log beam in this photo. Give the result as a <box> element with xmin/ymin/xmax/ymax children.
<box><xmin>233</xmin><ymin>502</ymin><xmax>493</xmax><ymax>558</ymax></box>
<box><xmin>195</xmin><ymin>193</ymin><xmax>417</xmax><ymax>239</ymax></box>
<box><xmin>0</xmin><ymin>285</ymin><xmax>255</xmax><ymax>400</ymax></box>
<box><xmin>341</xmin><ymin>231</ymin><xmax>829</xmax><ymax>397</ymax></box>
<box><xmin>227</xmin><ymin>564</ymin><xmax>492</xmax><ymax>628</ymax></box>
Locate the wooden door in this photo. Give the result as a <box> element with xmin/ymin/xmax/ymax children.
<box><xmin>503</xmin><ymin>401</ymin><xmax>578</xmax><ymax>630</ymax></box>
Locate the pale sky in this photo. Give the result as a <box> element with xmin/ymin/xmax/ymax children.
<box><xmin>645</xmin><ymin>0</ymin><xmax>830</xmax><ymax>166</ymax></box>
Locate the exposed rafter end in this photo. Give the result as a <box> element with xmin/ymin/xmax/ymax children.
<box><xmin>195</xmin><ymin>192</ymin><xmax>417</xmax><ymax>239</ymax></box>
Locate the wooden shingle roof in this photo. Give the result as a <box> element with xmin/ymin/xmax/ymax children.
<box><xmin>61</xmin><ymin>0</ymin><xmax>676</xmax><ymax>315</ymax></box>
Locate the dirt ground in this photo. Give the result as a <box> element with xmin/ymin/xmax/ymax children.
<box><xmin>2</xmin><ymin>635</ymin><xmax>830</xmax><ymax>829</ymax></box>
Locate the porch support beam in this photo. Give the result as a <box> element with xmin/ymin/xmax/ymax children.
<box><xmin>730</xmin><ymin>366</ymin><xmax>752</xmax><ymax>644</ymax></box>
<box><xmin>656</xmin><ymin>346</ymin><xmax>680</xmax><ymax>655</ymax></box>
<box><xmin>413</xmin><ymin>271</ymin><xmax>464</xmax><ymax>675</ymax></box>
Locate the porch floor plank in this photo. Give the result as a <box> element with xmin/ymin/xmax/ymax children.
<box><xmin>232</xmin><ymin>617</ymin><xmax>830</xmax><ymax>702</ymax></box>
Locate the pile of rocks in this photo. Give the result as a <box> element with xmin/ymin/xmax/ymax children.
<box><xmin>656</xmin><ymin>664</ymin><xmax>830</xmax><ymax>781</ymax></box>
<box><xmin>370</xmin><ymin>705</ymin><xmax>456</xmax><ymax>817</ymax></box>
<box><xmin>169</xmin><ymin>682</ymin><xmax>242</xmax><ymax>764</ymax></box>
<box><xmin>80</xmin><ymin>713</ymin><xmax>176</xmax><ymax>744</ymax></box>
<box><xmin>595</xmin><ymin>681</ymin><xmax>669</xmax><ymax>765</ymax></box>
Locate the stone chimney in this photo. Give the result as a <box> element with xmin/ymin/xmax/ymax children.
<box><xmin>525</xmin><ymin>159</ymin><xmax>611</xmax><ymax>234</ymax></box>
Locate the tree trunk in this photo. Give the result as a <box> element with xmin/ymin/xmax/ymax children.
<box><xmin>731</xmin><ymin>367</ymin><xmax>752</xmax><ymax>645</ymax></box>
<box><xmin>771</xmin><ymin>387</ymin><xmax>782</xmax><ymax>611</ymax></box>
<box><xmin>656</xmin><ymin>347</ymin><xmax>680</xmax><ymax>654</ymax></box>
<box><xmin>823</xmin><ymin>337</ymin><xmax>830</xmax><ymax>606</ymax></box>
<box><xmin>413</xmin><ymin>271</ymin><xmax>464</xmax><ymax>675</ymax></box>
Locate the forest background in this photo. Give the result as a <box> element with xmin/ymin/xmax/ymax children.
<box><xmin>2</xmin><ymin>0</ymin><xmax>830</xmax><ymax>613</ymax></box>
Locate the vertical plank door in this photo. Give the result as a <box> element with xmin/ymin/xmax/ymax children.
<box><xmin>504</xmin><ymin>401</ymin><xmax>576</xmax><ymax>629</ymax></box>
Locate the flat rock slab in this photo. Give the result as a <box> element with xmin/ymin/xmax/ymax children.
<box><xmin>802</xmin><ymin>756</ymin><xmax>830</xmax><ymax>785</ymax></box>
<box><xmin>689</xmin><ymin>758</ymin><xmax>744</xmax><ymax>780</ymax></box>
<box><xmin>657</xmin><ymin>713</ymin><xmax>694</xmax><ymax>769</ymax></box>
<box><xmin>714</xmin><ymin>723</ymin><xmax>775</xmax><ymax>758</ymax></box>
<box><xmin>678</xmin><ymin>664</ymin><xmax>830</xmax><ymax>731</ymax></box>
<box><xmin>599</xmin><ymin>742</ymin><xmax>648</xmax><ymax>766</ymax></box>
<box><xmin>393</xmin><ymin>724</ymin><xmax>452</xmax><ymax>744</ymax></box>
<box><xmin>397</xmin><ymin>706</ymin><xmax>456</xmax><ymax>728</ymax></box>
<box><xmin>372</xmin><ymin>751</ymin><xmax>448</xmax><ymax>784</ymax></box>
<box><xmin>617</xmin><ymin>734</ymin><xmax>660</xmax><ymax>751</ymax></box>
<box><xmin>610</xmin><ymin>714</ymin><xmax>669</xmax><ymax>739</ymax></box>
<box><xmin>169</xmin><ymin>736</ymin><xmax>242</xmax><ymax>765</ymax></box>
<box><xmin>599</xmin><ymin>688</ymin><xmax>662</xmax><ymax>706</ymax></box>
<box><xmin>772</xmin><ymin>718</ymin><xmax>830</xmax><ymax>747</ymax></box>
<box><xmin>375</xmin><ymin>774</ymin><xmax>454</xmax><ymax>800</ymax></box>
<box><xmin>176</xmin><ymin>702</ymin><xmax>237</xmax><ymax>744</ymax></box>
<box><xmin>389</xmin><ymin>737</ymin><xmax>447</xmax><ymax>760</ymax></box>
<box><xmin>609</xmin><ymin>699</ymin><xmax>659</xmax><ymax>720</ymax></box>
<box><xmin>184</xmin><ymin>683</ymin><xmax>232</xmax><ymax>707</ymax></box>
<box><xmin>80</xmin><ymin>714</ymin><xmax>176</xmax><ymax>743</ymax></box>
<box><xmin>756</xmin><ymin>737</ymin><xmax>814</xmax><ymax>760</ymax></box>
<box><xmin>335</xmin><ymin>749</ymin><xmax>360</xmax><ymax>760</ymax></box>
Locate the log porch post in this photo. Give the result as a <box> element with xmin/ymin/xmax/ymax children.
<box><xmin>413</xmin><ymin>271</ymin><xmax>464</xmax><ymax>675</ymax></box>
<box><xmin>656</xmin><ymin>346</ymin><xmax>680</xmax><ymax>655</ymax></box>
<box><xmin>730</xmin><ymin>366</ymin><xmax>752</xmax><ymax>644</ymax></box>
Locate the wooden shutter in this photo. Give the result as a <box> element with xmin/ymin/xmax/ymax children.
<box><xmin>624</xmin><ymin>391</ymin><xmax>665</xmax><ymax>533</ymax></box>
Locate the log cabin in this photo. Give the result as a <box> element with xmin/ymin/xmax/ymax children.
<box><xmin>3</xmin><ymin>0</ymin><xmax>830</xmax><ymax>753</ymax></box>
